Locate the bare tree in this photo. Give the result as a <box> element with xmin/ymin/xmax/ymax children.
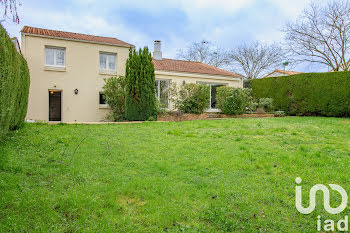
<box><xmin>0</xmin><ymin>0</ymin><xmax>20</xmax><ymax>24</ymax></box>
<box><xmin>228</xmin><ymin>42</ymin><xmax>285</xmax><ymax>79</ymax></box>
<box><xmin>177</xmin><ymin>40</ymin><xmax>230</xmax><ymax>68</ymax></box>
<box><xmin>284</xmin><ymin>0</ymin><xmax>350</xmax><ymax>71</ymax></box>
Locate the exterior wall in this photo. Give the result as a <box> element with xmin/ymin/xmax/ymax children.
<box><xmin>22</xmin><ymin>34</ymin><xmax>130</xmax><ymax>122</ymax></box>
<box><xmin>155</xmin><ymin>70</ymin><xmax>243</xmax><ymax>111</ymax></box>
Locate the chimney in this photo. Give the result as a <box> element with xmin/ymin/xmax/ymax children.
<box><xmin>153</xmin><ymin>40</ymin><xmax>162</xmax><ymax>60</ymax></box>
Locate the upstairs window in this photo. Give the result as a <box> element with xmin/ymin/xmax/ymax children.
<box><xmin>45</xmin><ymin>47</ymin><xmax>65</xmax><ymax>67</ymax></box>
<box><xmin>100</xmin><ymin>52</ymin><xmax>116</xmax><ymax>73</ymax></box>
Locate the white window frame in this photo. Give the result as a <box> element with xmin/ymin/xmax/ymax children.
<box><xmin>197</xmin><ymin>82</ymin><xmax>227</xmax><ymax>111</ymax></box>
<box><xmin>45</xmin><ymin>46</ymin><xmax>66</xmax><ymax>68</ymax></box>
<box><xmin>99</xmin><ymin>92</ymin><xmax>109</xmax><ymax>109</ymax></box>
<box><xmin>155</xmin><ymin>79</ymin><xmax>170</xmax><ymax>109</ymax></box>
<box><xmin>99</xmin><ymin>52</ymin><xmax>117</xmax><ymax>74</ymax></box>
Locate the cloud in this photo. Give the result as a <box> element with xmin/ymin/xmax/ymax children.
<box><xmin>2</xmin><ymin>0</ymin><xmax>325</xmax><ymax>72</ymax></box>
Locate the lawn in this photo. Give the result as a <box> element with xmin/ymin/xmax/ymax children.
<box><xmin>0</xmin><ymin>117</ymin><xmax>349</xmax><ymax>232</ymax></box>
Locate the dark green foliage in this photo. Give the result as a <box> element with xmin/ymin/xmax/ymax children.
<box><xmin>103</xmin><ymin>76</ymin><xmax>127</xmax><ymax>121</ymax></box>
<box><xmin>125</xmin><ymin>47</ymin><xmax>156</xmax><ymax>121</ymax></box>
<box><xmin>0</xmin><ymin>25</ymin><xmax>30</xmax><ymax>139</ymax></box>
<box><xmin>243</xmin><ymin>79</ymin><xmax>251</xmax><ymax>88</ymax></box>
<box><xmin>251</xmin><ymin>72</ymin><xmax>350</xmax><ymax>117</ymax></box>
<box><xmin>216</xmin><ymin>87</ymin><xmax>253</xmax><ymax>115</ymax></box>
<box><xmin>175</xmin><ymin>83</ymin><xmax>210</xmax><ymax>114</ymax></box>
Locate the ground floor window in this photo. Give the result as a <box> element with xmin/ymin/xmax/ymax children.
<box><xmin>198</xmin><ymin>82</ymin><xmax>226</xmax><ymax>110</ymax></box>
<box><xmin>99</xmin><ymin>92</ymin><xmax>107</xmax><ymax>105</ymax></box>
<box><xmin>155</xmin><ymin>79</ymin><xmax>170</xmax><ymax>108</ymax></box>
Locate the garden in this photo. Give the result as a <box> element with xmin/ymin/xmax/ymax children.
<box><xmin>1</xmin><ymin>117</ymin><xmax>349</xmax><ymax>232</ymax></box>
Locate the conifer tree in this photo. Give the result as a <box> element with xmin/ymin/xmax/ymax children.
<box><xmin>125</xmin><ymin>47</ymin><xmax>156</xmax><ymax>121</ymax></box>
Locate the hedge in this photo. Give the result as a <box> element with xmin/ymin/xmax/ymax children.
<box><xmin>251</xmin><ymin>72</ymin><xmax>350</xmax><ymax>117</ymax></box>
<box><xmin>0</xmin><ymin>25</ymin><xmax>30</xmax><ymax>140</ymax></box>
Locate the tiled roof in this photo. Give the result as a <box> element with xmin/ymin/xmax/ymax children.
<box><xmin>264</xmin><ymin>69</ymin><xmax>302</xmax><ymax>78</ymax></box>
<box><xmin>21</xmin><ymin>26</ymin><xmax>133</xmax><ymax>47</ymax></box>
<box><xmin>153</xmin><ymin>58</ymin><xmax>241</xmax><ymax>77</ymax></box>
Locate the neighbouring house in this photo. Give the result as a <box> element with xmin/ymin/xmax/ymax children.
<box><xmin>263</xmin><ymin>69</ymin><xmax>301</xmax><ymax>78</ymax></box>
<box><xmin>21</xmin><ymin>26</ymin><xmax>242</xmax><ymax>122</ymax></box>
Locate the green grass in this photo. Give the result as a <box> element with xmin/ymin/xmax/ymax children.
<box><xmin>0</xmin><ymin>117</ymin><xmax>350</xmax><ymax>232</ymax></box>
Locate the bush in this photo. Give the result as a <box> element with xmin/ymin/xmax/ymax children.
<box><xmin>175</xmin><ymin>83</ymin><xmax>210</xmax><ymax>114</ymax></box>
<box><xmin>259</xmin><ymin>98</ymin><xmax>274</xmax><ymax>112</ymax></box>
<box><xmin>216</xmin><ymin>87</ymin><xmax>253</xmax><ymax>115</ymax></box>
<box><xmin>125</xmin><ymin>47</ymin><xmax>156</xmax><ymax>121</ymax></box>
<box><xmin>0</xmin><ymin>25</ymin><xmax>30</xmax><ymax>139</ymax></box>
<box><xmin>274</xmin><ymin>111</ymin><xmax>286</xmax><ymax>117</ymax></box>
<box><xmin>103</xmin><ymin>76</ymin><xmax>127</xmax><ymax>121</ymax></box>
<box><xmin>251</xmin><ymin>72</ymin><xmax>350</xmax><ymax>117</ymax></box>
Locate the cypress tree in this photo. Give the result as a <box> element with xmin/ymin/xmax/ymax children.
<box><xmin>125</xmin><ymin>47</ymin><xmax>156</xmax><ymax>121</ymax></box>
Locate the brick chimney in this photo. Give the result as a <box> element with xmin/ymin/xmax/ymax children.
<box><xmin>153</xmin><ymin>40</ymin><xmax>162</xmax><ymax>60</ymax></box>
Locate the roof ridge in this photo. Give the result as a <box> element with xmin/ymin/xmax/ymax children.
<box><xmin>22</xmin><ymin>26</ymin><xmax>119</xmax><ymax>40</ymax></box>
<box><xmin>21</xmin><ymin>26</ymin><xmax>133</xmax><ymax>47</ymax></box>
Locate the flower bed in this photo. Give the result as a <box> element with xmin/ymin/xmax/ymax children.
<box><xmin>157</xmin><ymin>112</ymin><xmax>275</xmax><ymax>122</ymax></box>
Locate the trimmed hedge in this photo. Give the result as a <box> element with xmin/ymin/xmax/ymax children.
<box><xmin>251</xmin><ymin>72</ymin><xmax>350</xmax><ymax>117</ymax></box>
<box><xmin>0</xmin><ymin>25</ymin><xmax>30</xmax><ymax>139</ymax></box>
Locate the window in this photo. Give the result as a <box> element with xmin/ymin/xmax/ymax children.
<box><xmin>197</xmin><ymin>82</ymin><xmax>226</xmax><ymax>110</ymax></box>
<box><xmin>155</xmin><ymin>79</ymin><xmax>170</xmax><ymax>108</ymax></box>
<box><xmin>45</xmin><ymin>47</ymin><xmax>65</xmax><ymax>67</ymax></box>
<box><xmin>99</xmin><ymin>93</ymin><xmax>107</xmax><ymax>105</ymax></box>
<box><xmin>100</xmin><ymin>52</ymin><xmax>116</xmax><ymax>73</ymax></box>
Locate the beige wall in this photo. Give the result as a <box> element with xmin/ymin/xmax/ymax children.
<box><xmin>22</xmin><ymin>34</ymin><xmax>130</xmax><ymax>122</ymax></box>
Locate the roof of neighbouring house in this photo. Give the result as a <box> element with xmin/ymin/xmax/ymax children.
<box><xmin>153</xmin><ymin>58</ymin><xmax>241</xmax><ymax>77</ymax></box>
<box><xmin>263</xmin><ymin>69</ymin><xmax>302</xmax><ymax>78</ymax></box>
<box><xmin>21</xmin><ymin>26</ymin><xmax>134</xmax><ymax>47</ymax></box>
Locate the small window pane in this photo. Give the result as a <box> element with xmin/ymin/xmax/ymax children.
<box><xmin>45</xmin><ymin>48</ymin><xmax>54</xmax><ymax>65</ymax></box>
<box><xmin>108</xmin><ymin>54</ymin><xmax>116</xmax><ymax>71</ymax></box>
<box><xmin>99</xmin><ymin>93</ymin><xmax>106</xmax><ymax>105</ymax></box>
<box><xmin>56</xmin><ymin>49</ymin><xmax>65</xmax><ymax>66</ymax></box>
<box><xmin>100</xmin><ymin>54</ymin><xmax>107</xmax><ymax>70</ymax></box>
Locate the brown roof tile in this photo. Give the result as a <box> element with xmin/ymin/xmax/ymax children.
<box><xmin>21</xmin><ymin>26</ymin><xmax>133</xmax><ymax>47</ymax></box>
<box><xmin>153</xmin><ymin>58</ymin><xmax>241</xmax><ymax>77</ymax></box>
<box><xmin>264</xmin><ymin>69</ymin><xmax>302</xmax><ymax>78</ymax></box>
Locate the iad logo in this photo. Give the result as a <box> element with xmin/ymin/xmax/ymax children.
<box><xmin>295</xmin><ymin>177</ymin><xmax>348</xmax><ymax>214</ymax></box>
<box><xmin>295</xmin><ymin>177</ymin><xmax>349</xmax><ymax>232</ymax></box>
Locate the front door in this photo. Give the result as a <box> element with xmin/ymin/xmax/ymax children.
<box><xmin>49</xmin><ymin>90</ymin><xmax>61</xmax><ymax>121</ymax></box>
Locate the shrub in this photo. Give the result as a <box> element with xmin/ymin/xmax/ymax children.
<box><xmin>175</xmin><ymin>83</ymin><xmax>210</xmax><ymax>114</ymax></box>
<box><xmin>103</xmin><ymin>76</ymin><xmax>127</xmax><ymax>121</ymax></box>
<box><xmin>216</xmin><ymin>87</ymin><xmax>253</xmax><ymax>115</ymax></box>
<box><xmin>274</xmin><ymin>111</ymin><xmax>286</xmax><ymax>117</ymax></box>
<box><xmin>125</xmin><ymin>47</ymin><xmax>156</xmax><ymax>121</ymax></box>
<box><xmin>251</xmin><ymin>72</ymin><xmax>350</xmax><ymax>117</ymax></box>
<box><xmin>0</xmin><ymin>25</ymin><xmax>30</xmax><ymax>139</ymax></box>
<box><xmin>259</xmin><ymin>98</ymin><xmax>274</xmax><ymax>112</ymax></box>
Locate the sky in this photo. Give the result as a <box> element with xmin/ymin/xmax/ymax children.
<box><xmin>2</xmin><ymin>0</ymin><xmax>329</xmax><ymax>72</ymax></box>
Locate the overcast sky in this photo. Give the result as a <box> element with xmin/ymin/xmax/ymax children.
<box><xmin>2</xmin><ymin>0</ymin><xmax>329</xmax><ymax>72</ymax></box>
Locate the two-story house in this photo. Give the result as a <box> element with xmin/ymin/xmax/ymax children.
<box><xmin>21</xmin><ymin>26</ymin><xmax>242</xmax><ymax>122</ymax></box>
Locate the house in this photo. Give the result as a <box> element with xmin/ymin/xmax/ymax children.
<box><xmin>21</xmin><ymin>26</ymin><xmax>242</xmax><ymax>122</ymax></box>
<box><xmin>263</xmin><ymin>69</ymin><xmax>301</xmax><ymax>78</ymax></box>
